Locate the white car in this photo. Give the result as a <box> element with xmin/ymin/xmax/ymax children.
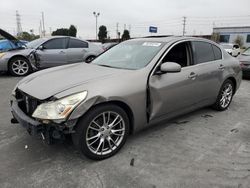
<box><xmin>220</xmin><ymin>43</ymin><xmax>241</xmax><ymax>57</ymax></box>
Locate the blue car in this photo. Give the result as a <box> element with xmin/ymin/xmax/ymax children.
<box><xmin>0</xmin><ymin>39</ymin><xmax>27</xmax><ymax>52</ymax></box>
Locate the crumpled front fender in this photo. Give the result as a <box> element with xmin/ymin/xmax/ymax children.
<box><xmin>68</xmin><ymin>95</ymin><xmax>107</xmax><ymax>120</ymax></box>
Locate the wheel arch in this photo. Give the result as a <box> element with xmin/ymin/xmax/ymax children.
<box><xmin>76</xmin><ymin>100</ymin><xmax>135</xmax><ymax>135</ymax></box>
<box><xmin>8</xmin><ymin>55</ymin><xmax>30</xmax><ymax>69</ymax></box>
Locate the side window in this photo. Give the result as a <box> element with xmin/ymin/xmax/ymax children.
<box><xmin>212</xmin><ymin>45</ymin><xmax>222</xmax><ymax>60</ymax></box>
<box><xmin>162</xmin><ymin>42</ymin><xmax>189</xmax><ymax>67</ymax></box>
<box><xmin>69</xmin><ymin>39</ymin><xmax>88</xmax><ymax>48</ymax></box>
<box><xmin>192</xmin><ymin>41</ymin><xmax>214</xmax><ymax>64</ymax></box>
<box><xmin>43</xmin><ymin>38</ymin><xmax>67</xmax><ymax>49</ymax></box>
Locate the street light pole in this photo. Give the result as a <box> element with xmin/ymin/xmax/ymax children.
<box><xmin>93</xmin><ymin>11</ymin><xmax>100</xmax><ymax>40</ymax></box>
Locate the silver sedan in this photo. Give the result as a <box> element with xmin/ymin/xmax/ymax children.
<box><xmin>0</xmin><ymin>29</ymin><xmax>103</xmax><ymax>76</ymax></box>
<box><xmin>10</xmin><ymin>37</ymin><xmax>242</xmax><ymax>160</ymax></box>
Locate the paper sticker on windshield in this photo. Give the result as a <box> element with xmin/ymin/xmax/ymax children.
<box><xmin>142</xmin><ymin>42</ymin><xmax>162</xmax><ymax>47</ymax></box>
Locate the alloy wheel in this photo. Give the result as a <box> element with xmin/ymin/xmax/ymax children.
<box><xmin>11</xmin><ymin>59</ymin><xmax>29</xmax><ymax>76</ymax></box>
<box><xmin>86</xmin><ymin>111</ymin><xmax>125</xmax><ymax>156</ymax></box>
<box><xmin>220</xmin><ymin>83</ymin><xmax>233</xmax><ymax>108</ymax></box>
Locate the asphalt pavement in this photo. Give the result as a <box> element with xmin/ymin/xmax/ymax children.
<box><xmin>1</xmin><ymin>74</ymin><xmax>250</xmax><ymax>188</ymax></box>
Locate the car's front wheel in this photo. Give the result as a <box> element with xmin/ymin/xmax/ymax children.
<box><xmin>72</xmin><ymin>104</ymin><xmax>129</xmax><ymax>160</ymax></box>
<box><xmin>213</xmin><ymin>79</ymin><xmax>234</xmax><ymax>111</ymax></box>
<box><xmin>9</xmin><ymin>57</ymin><xmax>31</xmax><ymax>76</ymax></box>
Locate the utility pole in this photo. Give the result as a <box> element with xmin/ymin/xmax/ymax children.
<box><xmin>16</xmin><ymin>10</ymin><xmax>22</xmax><ymax>36</ymax></box>
<box><xmin>93</xmin><ymin>11</ymin><xmax>100</xmax><ymax>40</ymax></box>
<box><xmin>39</xmin><ymin>20</ymin><xmax>42</xmax><ymax>37</ymax></box>
<box><xmin>116</xmin><ymin>22</ymin><xmax>119</xmax><ymax>39</ymax></box>
<box><xmin>41</xmin><ymin>12</ymin><xmax>45</xmax><ymax>37</ymax></box>
<box><xmin>182</xmin><ymin>16</ymin><xmax>186</xmax><ymax>36</ymax></box>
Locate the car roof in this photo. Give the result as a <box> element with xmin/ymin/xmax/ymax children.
<box><xmin>42</xmin><ymin>36</ymin><xmax>87</xmax><ymax>41</ymax></box>
<box><xmin>130</xmin><ymin>36</ymin><xmax>215</xmax><ymax>44</ymax></box>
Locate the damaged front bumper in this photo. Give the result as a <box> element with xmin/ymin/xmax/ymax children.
<box><xmin>10</xmin><ymin>99</ymin><xmax>75</xmax><ymax>144</ymax></box>
<box><xmin>11</xmin><ymin>99</ymin><xmax>42</xmax><ymax>135</ymax></box>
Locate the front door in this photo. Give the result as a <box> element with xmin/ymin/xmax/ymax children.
<box><xmin>148</xmin><ymin>41</ymin><xmax>200</xmax><ymax>121</ymax></box>
<box><xmin>36</xmin><ymin>38</ymin><xmax>68</xmax><ymax>68</ymax></box>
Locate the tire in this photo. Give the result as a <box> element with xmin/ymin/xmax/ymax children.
<box><xmin>9</xmin><ymin>57</ymin><xmax>31</xmax><ymax>76</ymax></box>
<box><xmin>212</xmin><ymin>79</ymin><xmax>234</xmax><ymax>111</ymax></box>
<box><xmin>85</xmin><ymin>56</ymin><xmax>96</xmax><ymax>63</ymax></box>
<box><xmin>72</xmin><ymin>104</ymin><xmax>130</xmax><ymax>160</ymax></box>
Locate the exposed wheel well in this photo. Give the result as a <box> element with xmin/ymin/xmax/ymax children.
<box><xmin>227</xmin><ymin>77</ymin><xmax>237</xmax><ymax>94</ymax></box>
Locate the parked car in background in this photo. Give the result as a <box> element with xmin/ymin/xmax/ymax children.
<box><xmin>0</xmin><ymin>39</ymin><xmax>28</xmax><ymax>52</ymax></box>
<box><xmin>11</xmin><ymin>37</ymin><xmax>242</xmax><ymax>160</ymax></box>
<box><xmin>220</xmin><ymin>43</ymin><xmax>241</xmax><ymax>57</ymax></box>
<box><xmin>0</xmin><ymin>29</ymin><xmax>103</xmax><ymax>76</ymax></box>
<box><xmin>102</xmin><ymin>42</ymin><xmax>118</xmax><ymax>51</ymax></box>
<box><xmin>238</xmin><ymin>47</ymin><xmax>250</xmax><ymax>78</ymax></box>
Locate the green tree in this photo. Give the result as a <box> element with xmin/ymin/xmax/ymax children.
<box><xmin>52</xmin><ymin>28</ymin><xmax>69</xmax><ymax>36</ymax></box>
<box><xmin>17</xmin><ymin>32</ymin><xmax>39</xmax><ymax>41</ymax></box>
<box><xmin>122</xmin><ymin>30</ymin><xmax>130</xmax><ymax>41</ymax></box>
<box><xmin>68</xmin><ymin>25</ymin><xmax>77</xmax><ymax>37</ymax></box>
<box><xmin>234</xmin><ymin>35</ymin><xmax>244</xmax><ymax>48</ymax></box>
<box><xmin>98</xmin><ymin>25</ymin><xmax>107</xmax><ymax>43</ymax></box>
<box><xmin>211</xmin><ymin>32</ymin><xmax>220</xmax><ymax>43</ymax></box>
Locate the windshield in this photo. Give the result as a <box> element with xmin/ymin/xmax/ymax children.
<box><xmin>242</xmin><ymin>47</ymin><xmax>250</xmax><ymax>55</ymax></box>
<box><xmin>221</xmin><ymin>44</ymin><xmax>233</xmax><ymax>49</ymax></box>
<box><xmin>26</xmin><ymin>38</ymin><xmax>46</xmax><ymax>49</ymax></box>
<box><xmin>92</xmin><ymin>40</ymin><xmax>164</xmax><ymax>70</ymax></box>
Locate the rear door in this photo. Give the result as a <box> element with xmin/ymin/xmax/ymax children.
<box><xmin>36</xmin><ymin>38</ymin><xmax>68</xmax><ymax>68</ymax></box>
<box><xmin>191</xmin><ymin>41</ymin><xmax>224</xmax><ymax>103</ymax></box>
<box><xmin>148</xmin><ymin>41</ymin><xmax>201</xmax><ymax>121</ymax></box>
<box><xmin>66</xmin><ymin>38</ymin><xmax>88</xmax><ymax>63</ymax></box>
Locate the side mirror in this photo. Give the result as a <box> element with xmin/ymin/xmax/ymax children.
<box><xmin>38</xmin><ymin>45</ymin><xmax>44</xmax><ymax>50</ymax></box>
<box><xmin>159</xmin><ymin>62</ymin><xmax>181</xmax><ymax>74</ymax></box>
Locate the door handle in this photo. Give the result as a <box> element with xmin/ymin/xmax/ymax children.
<box><xmin>188</xmin><ymin>72</ymin><xmax>197</xmax><ymax>79</ymax></box>
<box><xmin>59</xmin><ymin>51</ymin><xmax>65</xmax><ymax>54</ymax></box>
<box><xmin>218</xmin><ymin>64</ymin><xmax>225</xmax><ymax>70</ymax></box>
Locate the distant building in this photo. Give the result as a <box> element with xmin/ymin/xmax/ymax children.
<box><xmin>213</xmin><ymin>26</ymin><xmax>250</xmax><ymax>47</ymax></box>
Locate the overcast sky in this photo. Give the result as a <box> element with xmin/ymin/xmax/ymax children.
<box><xmin>1</xmin><ymin>0</ymin><xmax>250</xmax><ymax>39</ymax></box>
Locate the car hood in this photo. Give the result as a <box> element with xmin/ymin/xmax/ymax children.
<box><xmin>0</xmin><ymin>28</ymin><xmax>18</xmax><ymax>41</ymax></box>
<box><xmin>17</xmin><ymin>63</ymin><xmax>131</xmax><ymax>100</ymax></box>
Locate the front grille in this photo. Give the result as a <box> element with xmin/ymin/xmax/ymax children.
<box><xmin>15</xmin><ymin>89</ymin><xmax>40</xmax><ymax>116</ymax></box>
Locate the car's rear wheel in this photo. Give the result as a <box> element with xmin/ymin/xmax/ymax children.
<box><xmin>9</xmin><ymin>57</ymin><xmax>31</xmax><ymax>76</ymax></box>
<box><xmin>85</xmin><ymin>56</ymin><xmax>96</xmax><ymax>63</ymax></box>
<box><xmin>72</xmin><ymin>104</ymin><xmax>129</xmax><ymax>160</ymax></box>
<box><xmin>213</xmin><ymin>79</ymin><xmax>234</xmax><ymax>111</ymax></box>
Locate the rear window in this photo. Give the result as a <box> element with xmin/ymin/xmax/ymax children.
<box><xmin>192</xmin><ymin>41</ymin><xmax>215</xmax><ymax>64</ymax></box>
<box><xmin>212</xmin><ymin>45</ymin><xmax>222</xmax><ymax>60</ymax></box>
<box><xmin>69</xmin><ymin>39</ymin><xmax>88</xmax><ymax>48</ymax></box>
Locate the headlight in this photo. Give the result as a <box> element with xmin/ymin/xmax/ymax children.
<box><xmin>0</xmin><ymin>53</ymin><xmax>5</xmax><ymax>59</ymax></box>
<box><xmin>32</xmin><ymin>91</ymin><xmax>87</xmax><ymax>120</ymax></box>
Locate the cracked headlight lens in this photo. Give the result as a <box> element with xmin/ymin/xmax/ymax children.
<box><xmin>32</xmin><ymin>91</ymin><xmax>87</xmax><ymax>120</ymax></box>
